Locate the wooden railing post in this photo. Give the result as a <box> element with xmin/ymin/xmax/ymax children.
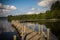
<box><xmin>38</xmin><ymin>25</ymin><xmax>40</xmax><ymax>34</ymax></box>
<box><xmin>42</xmin><ymin>25</ymin><xmax>44</xmax><ymax>32</ymax></box>
<box><xmin>24</xmin><ymin>26</ymin><xmax>26</xmax><ymax>34</ymax></box>
<box><xmin>47</xmin><ymin>28</ymin><xmax>50</xmax><ymax>40</ymax></box>
<box><xmin>13</xmin><ymin>35</ymin><xmax>16</xmax><ymax>40</ymax></box>
<box><xmin>33</xmin><ymin>24</ymin><xmax>35</xmax><ymax>31</ymax></box>
<box><xmin>22</xmin><ymin>24</ymin><xmax>24</xmax><ymax>40</ymax></box>
<box><xmin>42</xmin><ymin>25</ymin><xmax>44</xmax><ymax>40</ymax></box>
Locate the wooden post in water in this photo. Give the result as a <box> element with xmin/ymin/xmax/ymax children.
<box><xmin>24</xmin><ymin>26</ymin><xmax>26</xmax><ymax>34</ymax></box>
<box><xmin>47</xmin><ymin>28</ymin><xmax>50</xmax><ymax>40</ymax></box>
<box><xmin>13</xmin><ymin>35</ymin><xmax>16</xmax><ymax>40</ymax></box>
<box><xmin>38</xmin><ymin>25</ymin><xmax>40</xmax><ymax>34</ymax></box>
<box><xmin>33</xmin><ymin>24</ymin><xmax>35</xmax><ymax>31</ymax></box>
<box><xmin>24</xmin><ymin>25</ymin><xmax>26</xmax><ymax>36</ymax></box>
<box><xmin>22</xmin><ymin>24</ymin><xmax>24</xmax><ymax>40</ymax></box>
<box><xmin>42</xmin><ymin>25</ymin><xmax>44</xmax><ymax>32</ymax></box>
<box><xmin>42</xmin><ymin>25</ymin><xmax>44</xmax><ymax>40</ymax></box>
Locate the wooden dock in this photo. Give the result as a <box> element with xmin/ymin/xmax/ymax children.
<box><xmin>11</xmin><ymin>20</ymin><xmax>58</xmax><ymax>40</ymax></box>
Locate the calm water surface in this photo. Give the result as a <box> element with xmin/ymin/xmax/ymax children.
<box><xmin>0</xmin><ymin>18</ymin><xmax>59</xmax><ymax>40</ymax></box>
<box><xmin>0</xmin><ymin>18</ymin><xmax>20</xmax><ymax>40</ymax></box>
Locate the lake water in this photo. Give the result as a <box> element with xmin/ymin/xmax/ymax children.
<box><xmin>0</xmin><ymin>18</ymin><xmax>20</xmax><ymax>40</ymax></box>
<box><xmin>0</xmin><ymin>18</ymin><xmax>59</xmax><ymax>40</ymax></box>
<box><xmin>22</xmin><ymin>23</ymin><xmax>47</xmax><ymax>32</ymax></box>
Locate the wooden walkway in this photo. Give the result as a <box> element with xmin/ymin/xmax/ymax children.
<box><xmin>11</xmin><ymin>20</ymin><xmax>58</xmax><ymax>40</ymax></box>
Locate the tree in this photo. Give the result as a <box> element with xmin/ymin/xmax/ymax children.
<box><xmin>51</xmin><ymin>1</ymin><xmax>60</xmax><ymax>11</ymax></box>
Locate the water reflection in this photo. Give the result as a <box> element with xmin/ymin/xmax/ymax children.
<box><xmin>45</xmin><ymin>21</ymin><xmax>60</xmax><ymax>40</ymax></box>
<box><xmin>23</xmin><ymin>21</ymin><xmax>60</xmax><ymax>40</ymax></box>
<box><xmin>22</xmin><ymin>22</ymin><xmax>58</xmax><ymax>40</ymax></box>
<box><xmin>0</xmin><ymin>18</ymin><xmax>20</xmax><ymax>40</ymax></box>
<box><xmin>23</xmin><ymin>23</ymin><xmax>47</xmax><ymax>32</ymax></box>
<box><xmin>0</xmin><ymin>18</ymin><xmax>59</xmax><ymax>40</ymax></box>
<box><xmin>0</xmin><ymin>20</ymin><xmax>15</xmax><ymax>32</ymax></box>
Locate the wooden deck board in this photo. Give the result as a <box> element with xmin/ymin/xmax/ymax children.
<box><xmin>11</xmin><ymin>20</ymin><xmax>41</xmax><ymax>40</ymax></box>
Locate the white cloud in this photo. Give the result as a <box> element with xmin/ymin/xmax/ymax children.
<box><xmin>10</xmin><ymin>6</ymin><xmax>16</xmax><ymax>10</ymax></box>
<box><xmin>3</xmin><ymin>5</ymin><xmax>16</xmax><ymax>10</ymax></box>
<box><xmin>0</xmin><ymin>3</ymin><xmax>16</xmax><ymax>10</ymax></box>
<box><xmin>0</xmin><ymin>3</ymin><xmax>2</xmax><ymax>7</ymax></box>
<box><xmin>26</xmin><ymin>11</ymin><xmax>34</xmax><ymax>14</ymax></box>
<box><xmin>0</xmin><ymin>3</ymin><xmax>16</xmax><ymax>13</ymax></box>
<box><xmin>2</xmin><ymin>9</ymin><xmax>10</xmax><ymax>13</ymax></box>
<box><xmin>44</xmin><ymin>0</ymin><xmax>57</xmax><ymax>1</ymax></box>
<box><xmin>38</xmin><ymin>1</ymin><xmax>49</xmax><ymax>7</ymax></box>
<box><xmin>26</xmin><ymin>8</ymin><xmax>46</xmax><ymax>14</ymax></box>
<box><xmin>25</xmin><ymin>7</ymin><xmax>36</xmax><ymax>14</ymax></box>
<box><xmin>31</xmin><ymin>7</ymin><xmax>35</xmax><ymax>10</ymax></box>
<box><xmin>38</xmin><ymin>0</ymin><xmax>58</xmax><ymax>7</ymax></box>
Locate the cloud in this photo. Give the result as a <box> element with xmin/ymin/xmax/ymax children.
<box><xmin>0</xmin><ymin>3</ymin><xmax>16</xmax><ymax>13</ymax></box>
<box><xmin>0</xmin><ymin>3</ymin><xmax>2</xmax><ymax>7</ymax></box>
<box><xmin>25</xmin><ymin>7</ymin><xmax>36</xmax><ymax>14</ymax></box>
<box><xmin>0</xmin><ymin>3</ymin><xmax>3</xmax><ymax>9</ymax></box>
<box><xmin>26</xmin><ymin>8</ymin><xmax>46</xmax><ymax>14</ymax></box>
<box><xmin>38</xmin><ymin>0</ymin><xmax>58</xmax><ymax>7</ymax></box>
<box><xmin>3</xmin><ymin>5</ymin><xmax>16</xmax><ymax>10</ymax></box>
<box><xmin>38</xmin><ymin>1</ymin><xmax>49</xmax><ymax>7</ymax></box>
<box><xmin>2</xmin><ymin>9</ymin><xmax>10</xmax><ymax>12</ymax></box>
<box><xmin>26</xmin><ymin>11</ymin><xmax>34</xmax><ymax>14</ymax></box>
<box><xmin>31</xmin><ymin>7</ymin><xmax>35</xmax><ymax>10</ymax></box>
<box><xmin>0</xmin><ymin>3</ymin><xmax>17</xmax><ymax>17</ymax></box>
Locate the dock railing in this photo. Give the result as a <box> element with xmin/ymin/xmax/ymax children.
<box><xmin>12</xmin><ymin>20</ymin><xmax>58</xmax><ymax>40</ymax></box>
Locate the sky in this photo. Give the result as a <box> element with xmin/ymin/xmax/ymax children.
<box><xmin>0</xmin><ymin>0</ymin><xmax>58</xmax><ymax>17</ymax></box>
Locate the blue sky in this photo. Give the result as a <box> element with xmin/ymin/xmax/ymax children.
<box><xmin>0</xmin><ymin>0</ymin><xmax>55</xmax><ymax>17</ymax></box>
